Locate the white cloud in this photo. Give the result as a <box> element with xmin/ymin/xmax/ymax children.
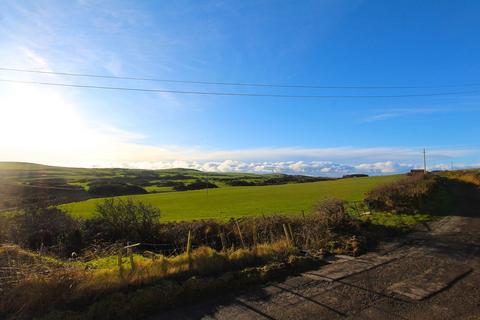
<box><xmin>354</xmin><ymin>161</ymin><xmax>415</xmax><ymax>173</ymax></box>
<box><xmin>104</xmin><ymin>160</ymin><xmax>478</xmax><ymax>176</ymax></box>
<box><xmin>361</xmin><ymin>107</ymin><xmax>480</xmax><ymax>123</ymax></box>
<box><xmin>20</xmin><ymin>47</ymin><xmax>52</xmax><ymax>70</ymax></box>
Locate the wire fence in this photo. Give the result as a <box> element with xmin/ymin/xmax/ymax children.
<box><xmin>0</xmin><ymin>199</ymin><xmax>374</xmax><ymax>293</ymax></box>
<box><xmin>102</xmin><ymin>199</ymin><xmax>371</xmax><ymax>257</ymax></box>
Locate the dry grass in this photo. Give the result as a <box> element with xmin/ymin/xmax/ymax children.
<box><xmin>0</xmin><ymin>199</ymin><xmax>371</xmax><ymax>319</ymax></box>
<box><xmin>1</xmin><ymin>241</ymin><xmax>295</xmax><ymax>319</ymax></box>
<box><xmin>42</xmin><ymin>255</ymin><xmax>322</xmax><ymax>320</ymax></box>
<box><xmin>0</xmin><ymin>245</ymin><xmax>66</xmax><ymax>293</ymax></box>
<box><xmin>364</xmin><ymin>174</ymin><xmax>452</xmax><ymax>214</ymax></box>
<box><xmin>443</xmin><ymin>170</ymin><xmax>480</xmax><ymax>186</ymax></box>
<box><xmin>77</xmin><ymin>240</ymin><xmax>293</xmax><ymax>293</ymax></box>
<box><xmin>0</xmin><ymin>245</ymin><xmax>82</xmax><ymax>319</ymax></box>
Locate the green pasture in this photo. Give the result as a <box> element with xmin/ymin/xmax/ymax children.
<box><xmin>61</xmin><ymin>175</ymin><xmax>402</xmax><ymax>221</ymax></box>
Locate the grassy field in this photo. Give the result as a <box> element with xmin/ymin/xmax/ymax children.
<box><xmin>61</xmin><ymin>175</ymin><xmax>402</xmax><ymax>221</ymax></box>
<box><xmin>0</xmin><ymin>162</ymin><xmax>333</xmax><ymax>189</ymax></box>
<box><xmin>0</xmin><ymin>161</ymin><xmax>331</xmax><ymax>210</ymax></box>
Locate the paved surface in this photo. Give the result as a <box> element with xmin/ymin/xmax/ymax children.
<box><xmin>152</xmin><ymin>216</ymin><xmax>480</xmax><ymax>320</ymax></box>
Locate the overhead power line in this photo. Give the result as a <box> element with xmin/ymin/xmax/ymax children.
<box><xmin>1</xmin><ymin>78</ymin><xmax>480</xmax><ymax>99</ymax></box>
<box><xmin>1</xmin><ymin>66</ymin><xmax>480</xmax><ymax>89</ymax></box>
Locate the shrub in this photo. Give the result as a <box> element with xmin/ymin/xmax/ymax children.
<box><xmin>444</xmin><ymin>170</ymin><xmax>480</xmax><ymax>186</ymax></box>
<box><xmin>90</xmin><ymin>198</ymin><xmax>161</xmax><ymax>243</ymax></box>
<box><xmin>225</xmin><ymin>179</ymin><xmax>256</xmax><ymax>186</ymax></box>
<box><xmin>312</xmin><ymin>198</ymin><xmax>348</xmax><ymax>229</ymax></box>
<box><xmin>87</xmin><ymin>183</ymin><xmax>147</xmax><ymax>197</ymax></box>
<box><xmin>364</xmin><ymin>174</ymin><xmax>452</xmax><ymax>214</ymax></box>
<box><xmin>173</xmin><ymin>180</ymin><xmax>218</xmax><ymax>191</ymax></box>
<box><xmin>5</xmin><ymin>207</ymin><xmax>83</xmax><ymax>256</ymax></box>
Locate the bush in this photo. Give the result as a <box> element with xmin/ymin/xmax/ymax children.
<box><xmin>4</xmin><ymin>207</ymin><xmax>83</xmax><ymax>256</ymax></box>
<box><xmin>225</xmin><ymin>179</ymin><xmax>256</xmax><ymax>186</ymax></box>
<box><xmin>173</xmin><ymin>180</ymin><xmax>218</xmax><ymax>191</ymax></box>
<box><xmin>444</xmin><ymin>170</ymin><xmax>480</xmax><ymax>186</ymax></box>
<box><xmin>88</xmin><ymin>183</ymin><xmax>147</xmax><ymax>197</ymax></box>
<box><xmin>364</xmin><ymin>174</ymin><xmax>452</xmax><ymax>214</ymax></box>
<box><xmin>90</xmin><ymin>198</ymin><xmax>161</xmax><ymax>243</ymax></box>
<box><xmin>312</xmin><ymin>198</ymin><xmax>348</xmax><ymax>229</ymax></box>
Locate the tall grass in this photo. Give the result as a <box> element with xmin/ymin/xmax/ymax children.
<box><xmin>0</xmin><ymin>198</ymin><xmax>377</xmax><ymax>319</ymax></box>
<box><xmin>0</xmin><ymin>241</ymin><xmax>296</xmax><ymax>319</ymax></box>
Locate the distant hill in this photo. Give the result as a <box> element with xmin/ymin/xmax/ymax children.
<box><xmin>0</xmin><ymin>162</ymin><xmax>333</xmax><ymax>210</ymax></box>
<box><xmin>0</xmin><ymin>162</ymin><xmax>57</xmax><ymax>171</ymax></box>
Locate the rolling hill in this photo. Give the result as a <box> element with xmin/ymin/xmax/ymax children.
<box><xmin>61</xmin><ymin>175</ymin><xmax>402</xmax><ymax>221</ymax></box>
<box><xmin>0</xmin><ymin>162</ymin><xmax>331</xmax><ymax>210</ymax></box>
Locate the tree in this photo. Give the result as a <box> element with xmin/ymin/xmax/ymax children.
<box><xmin>93</xmin><ymin>198</ymin><xmax>161</xmax><ymax>242</ymax></box>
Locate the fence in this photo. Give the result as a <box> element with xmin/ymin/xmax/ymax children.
<box><xmin>111</xmin><ymin>199</ymin><xmax>371</xmax><ymax>273</ymax></box>
<box><xmin>0</xmin><ymin>199</ymin><xmax>373</xmax><ymax>290</ymax></box>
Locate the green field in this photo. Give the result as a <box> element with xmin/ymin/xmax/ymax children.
<box><xmin>0</xmin><ymin>161</ymin><xmax>333</xmax><ymax>211</ymax></box>
<box><xmin>61</xmin><ymin>175</ymin><xmax>402</xmax><ymax>221</ymax></box>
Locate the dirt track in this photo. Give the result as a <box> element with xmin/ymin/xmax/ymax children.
<box><xmin>152</xmin><ymin>216</ymin><xmax>480</xmax><ymax>319</ymax></box>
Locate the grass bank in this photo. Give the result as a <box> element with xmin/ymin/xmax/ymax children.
<box><xmin>0</xmin><ymin>242</ymin><xmax>321</xmax><ymax>320</ymax></box>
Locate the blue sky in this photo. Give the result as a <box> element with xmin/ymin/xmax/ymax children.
<box><xmin>0</xmin><ymin>0</ymin><xmax>479</xmax><ymax>175</ymax></box>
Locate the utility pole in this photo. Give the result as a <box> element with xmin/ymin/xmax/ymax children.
<box><xmin>206</xmin><ymin>176</ymin><xmax>209</xmax><ymax>197</ymax></box>
<box><xmin>423</xmin><ymin>148</ymin><xmax>427</xmax><ymax>174</ymax></box>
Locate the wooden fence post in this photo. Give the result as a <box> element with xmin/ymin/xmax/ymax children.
<box><xmin>219</xmin><ymin>231</ymin><xmax>227</xmax><ymax>251</ymax></box>
<box><xmin>283</xmin><ymin>224</ymin><xmax>291</xmax><ymax>246</ymax></box>
<box><xmin>288</xmin><ymin>224</ymin><xmax>295</xmax><ymax>247</ymax></box>
<box><xmin>186</xmin><ymin>230</ymin><xmax>192</xmax><ymax>256</ymax></box>
<box><xmin>128</xmin><ymin>247</ymin><xmax>135</xmax><ymax>272</ymax></box>
<box><xmin>186</xmin><ymin>230</ymin><xmax>193</xmax><ymax>270</ymax></box>
<box><xmin>252</xmin><ymin>223</ymin><xmax>258</xmax><ymax>247</ymax></box>
<box><xmin>118</xmin><ymin>249</ymin><xmax>124</xmax><ymax>280</ymax></box>
<box><xmin>121</xmin><ymin>243</ymin><xmax>141</xmax><ymax>275</ymax></box>
<box><xmin>235</xmin><ymin>219</ymin><xmax>246</xmax><ymax>249</ymax></box>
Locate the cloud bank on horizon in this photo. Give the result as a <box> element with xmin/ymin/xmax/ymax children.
<box><xmin>86</xmin><ymin>159</ymin><xmax>474</xmax><ymax>176</ymax></box>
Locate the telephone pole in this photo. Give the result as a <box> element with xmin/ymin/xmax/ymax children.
<box><xmin>423</xmin><ymin>148</ymin><xmax>427</xmax><ymax>174</ymax></box>
<box><xmin>206</xmin><ymin>176</ymin><xmax>209</xmax><ymax>197</ymax></box>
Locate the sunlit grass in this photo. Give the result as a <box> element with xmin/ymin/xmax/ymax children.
<box><xmin>61</xmin><ymin>175</ymin><xmax>402</xmax><ymax>221</ymax></box>
<box><xmin>1</xmin><ymin>241</ymin><xmax>295</xmax><ymax>319</ymax></box>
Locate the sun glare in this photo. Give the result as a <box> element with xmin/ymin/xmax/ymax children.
<box><xmin>0</xmin><ymin>85</ymin><xmax>97</xmax><ymax>161</ymax></box>
<box><xmin>0</xmin><ymin>84</ymin><xmax>155</xmax><ymax>166</ymax></box>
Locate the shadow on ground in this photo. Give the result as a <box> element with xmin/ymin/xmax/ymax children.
<box><xmin>445</xmin><ymin>178</ymin><xmax>480</xmax><ymax>217</ymax></box>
